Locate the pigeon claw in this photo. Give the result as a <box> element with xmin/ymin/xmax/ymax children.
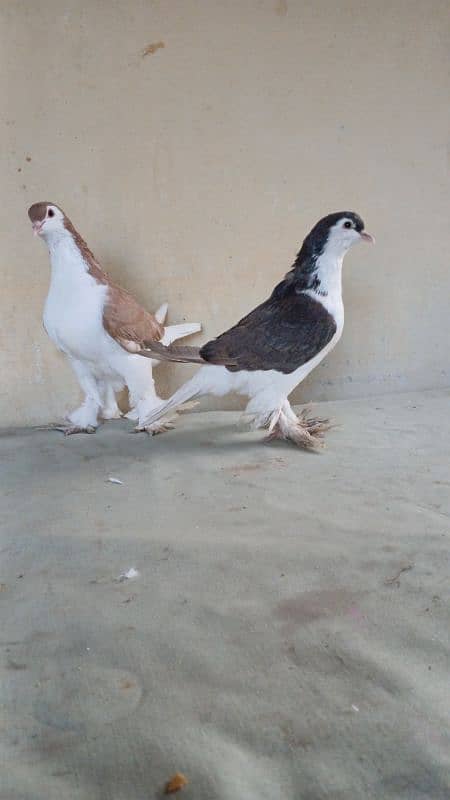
<box><xmin>133</xmin><ymin>417</ymin><xmax>176</xmax><ymax>436</ymax></box>
<box><xmin>53</xmin><ymin>425</ymin><xmax>97</xmax><ymax>436</ymax></box>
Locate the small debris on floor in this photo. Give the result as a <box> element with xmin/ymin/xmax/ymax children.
<box><xmin>107</xmin><ymin>476</ymin><xmax>123</xmax><ymax>485</ymax></box>
<box><xmin>119</xmin><ymin>678</ymin><xmax>136</xmax><ymax>690</ymax></box>
<box><xmin>165</xmin><ymin>772</ymin><xmax>188</xmax><ymax>794</ymax></box>
<box><xmin>117</xmin><ymin>567</ymin><xmax>140</xmax><ymax>582</ymax></box>
<box><xmin>351</xmin><ymin>704</ymin><xmax>359</xmax><ymax>712</ymax></box>
<box><xmin>384</xmin><ymin>562</ymin><xmax>414</xmax><ymax>586</ymax></box>
<box><xmin>142</xmin><ymin>40</ymin><xmax>165</xmax><ymax>57</ymax></box>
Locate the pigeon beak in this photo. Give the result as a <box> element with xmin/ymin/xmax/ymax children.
<box><xmin>32</xmin><ymin>221</ymin><xmax>44</xmax><ymax>236</ymax></box>
<box><xmin>360</xmin><ymin>231</ymin><xmax>375</xmax><ymax>244</ymax></box>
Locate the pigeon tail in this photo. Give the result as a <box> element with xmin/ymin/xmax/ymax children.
<box><xmin>161</xmin><ymin>322</ymin><xmax>201</xmax><ymax>346</ymax></box>
<box><xmin>139</xmin><ymin>341</ymin><xmax>205</xmax><ymax>364</ymax></box>
<box><xmin>154</xmin><ymin>302</ymin><xmax>169</xmax><ymax>324</ymax></box>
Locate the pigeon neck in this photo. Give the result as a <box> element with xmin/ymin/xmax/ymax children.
<box><xmin>291</xmin><ymin>249</ymin><xmax>343</xmax><ymax>299</ymax></box>
<box><xmin>46</xmin><ymin>230</ymin><xmax>91</xmax><ymax>279</ymax></box>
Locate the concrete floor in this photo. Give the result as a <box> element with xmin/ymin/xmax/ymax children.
<box><xmin>1</xmin><ymin>391</ymin><xmax>449</xmax><ymax>800</ymax></box>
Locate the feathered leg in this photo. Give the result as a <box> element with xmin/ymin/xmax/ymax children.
<box><xmin>63</xmin><ymin>359</ymin><xmax>102</xmax><ymax>434</ymax></box>
<box><xmin>264</xmin><ymin>400</ymin><xmax>331</xmax><ymax>449</ymax></box>
<box><xmin>120</xmin><ymin>355</ymin><xmax>179</xmax><ymax>434</ymax></box>
<box><xmin>99</xmin><ymin>381</ymin><xmax>122</xmax><ymax>420</ymax></box>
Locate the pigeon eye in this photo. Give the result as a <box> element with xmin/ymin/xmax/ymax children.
<box><xmin>47</xmin><ymin>209</ymin><xmax>55</xmax><ymax>218</ymax></box>
<box><xmin>343</xmin><ymin>221</ymin><xmax>352</xmax><ymax>229</ymax></box>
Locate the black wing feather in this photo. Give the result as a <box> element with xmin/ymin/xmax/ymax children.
<box><xmin>200</xmin><ymin>284</ymin><xmax>337</xmax><ymax>374</ymax></box>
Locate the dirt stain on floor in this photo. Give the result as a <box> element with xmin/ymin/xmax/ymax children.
<box><xmin>276</xmin><ymin>588</ymin><xmax>356</xmax><ymax>625</ymax></box>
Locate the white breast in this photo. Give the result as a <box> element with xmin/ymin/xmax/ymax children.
<box><xmin>307</xmin><ymin>250</ymin><xmax>345</xmax><ymax>334</ymax></box>
<box><xmin>43</xmin><ymin>236</ymin><xmax>111</xmax><ymax>362</ymax></box>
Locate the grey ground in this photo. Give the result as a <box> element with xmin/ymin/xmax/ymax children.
<box><xmin>1</xmin><ymin>391</ymin><xmax>449</xmax><ymax>800</ymax></box>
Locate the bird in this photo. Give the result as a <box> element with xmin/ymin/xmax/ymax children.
<box><xmin>28</xmin><ymin>202</ymin><xmax>201</xmax><ymax>434</ymax></box>
<box><xmin>136</xmin><ymin>212</ymin><xmax>374</xmax><ymax>448</ymax></box>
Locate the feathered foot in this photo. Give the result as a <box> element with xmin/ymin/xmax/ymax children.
<box><xmin>264</xmin><ymin>408</ymin><xmax>332</xmax><ymax>450</ymax></box>
<box><xmin>124</xmin><ymin>408</ymin><xmax>139</xmax><ymax>421</ymax></box>
<box><xmin>133</xmin><ymin>414</ymin><xmax>177</xmax><ymax>436</ymax></box>
<box><xmin>132</xmin><ymin>401</ymin><xmax>199</xmax><ymax>435</ymax></box>
<box><xmin>51</xmin><ymin>424</ymin><xmax>97</xmax><ymax>436</ymax></box>
<box><xmin>66</xmin><ymin>403</ymin><xmax>99</xmax><ymax>433</ymax></box>
<box><xmin>100</xmin><ymin>406</ymin><xmax>122</xmax><ymax>421</ymax></box>
<box><xmin>33</xmin><ymin>423</ymin><xmax>97</xmax><ymax>435</ymax></box>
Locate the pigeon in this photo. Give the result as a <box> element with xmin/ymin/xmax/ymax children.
<box><xmin>28</xmin><ymin>202</ymin><xmax>201</xmax><ymax>434</ymax></box>
<box><xmin>137</xmin><ymin>212</ymin><xmax>374</xmax><ymax>448</ymax></box>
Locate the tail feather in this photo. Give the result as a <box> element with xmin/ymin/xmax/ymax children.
<box><xmin>155</xmin><ymin>302</ymin><xmax>169</xmax><ymax>324</ymax></box>
<box><xmin>139</xmin><ymin>339</ymin><xmax>237</xmax><ymax>367</ymax></box>
<box><xmin>140</xmin><ymin>377</ymin><xmax>201</xmax><ymax>429</ymax></box>
<box><xmin>162</xmin><ymin>322</ymin><xmax>201</xmax><ymax>346</ymax></box>
<box><xmin>139</xmin><ymin>342</ymin><xmax>205</xmax><ymax>364</ymax></box>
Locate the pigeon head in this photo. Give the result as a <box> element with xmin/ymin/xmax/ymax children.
<box><xmin>289</xmin><ymin>211</ymin><xmax>374</xmax><ymax>293</ymax></box>
<box><xmin>301</xmin><ymin>211</ymin><xmax>375</xmax><ymax>262</ymax></box>
<box><xmin>28</xmin><ymin>202</ymin><xmax>66</xmax><ymax>239</ymax></box>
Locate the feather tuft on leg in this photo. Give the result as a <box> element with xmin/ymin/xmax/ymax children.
<box><xmin>264</xmin><ymin>406</ymin><xmax>332</xmax><ymax>450</ymax></box>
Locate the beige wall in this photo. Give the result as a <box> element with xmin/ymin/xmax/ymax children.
<box><xmin>1</xmin><ymin>0</ymin><xmax>449</xmax><ymax>427</ymax></box>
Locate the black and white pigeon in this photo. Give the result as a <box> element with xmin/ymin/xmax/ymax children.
<box><xmin>137</xmin><ymin>212</ymin><xmax>374</xmax><ymax>448</ymax></box>
<box><xmin>28</xmin><ymin>202</ymin><xmax>201</xmax><ymax>434</ymax></box>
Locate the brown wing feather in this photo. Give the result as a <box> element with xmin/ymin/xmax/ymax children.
<box><xmin>60</xmin><ymin>216</ymin><xmax>164</xmax><ymax>348</ymax></box>
<box><xmin>103</xmin><ymin>284</ymin><xmax>164</xmax><ymax>347</ymax></box>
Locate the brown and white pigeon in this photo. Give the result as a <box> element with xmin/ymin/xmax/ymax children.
<box><xmin>28</xmin><ymin>202</ymin><xmax>201</xmax><ymax>434</ymax></box>
<box><xmin>136</xmin><ymin>212</ymin><xmax>374</xmax><ymax>448</ymax></box>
